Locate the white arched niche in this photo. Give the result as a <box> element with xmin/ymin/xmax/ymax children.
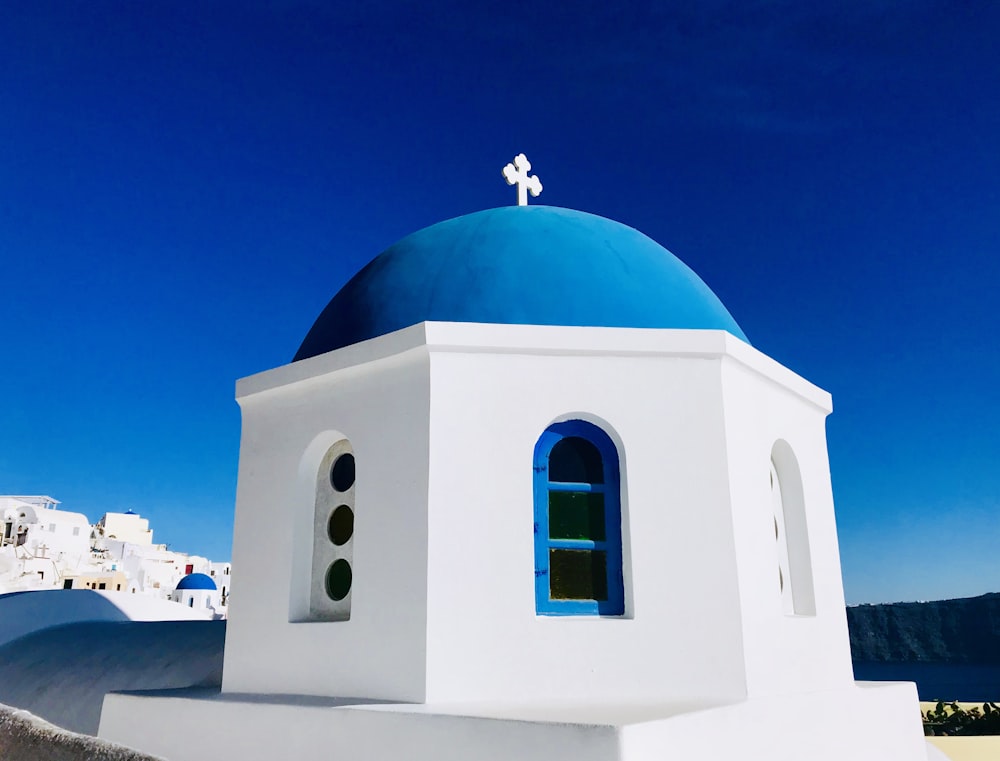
<box><xmin>289</xmin><ymin>430</ymin><xmax>356</xmax><ymax>622</ymax></box>
<box><xmin>770</xmin><ymin>439</ymin><xmax>815</xmax><ymax>616</ymax></box>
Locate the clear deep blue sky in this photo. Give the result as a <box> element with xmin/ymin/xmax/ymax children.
<box><xmin>1</xmin><ymin>2</ymin><xmax>997</xmax><ymax>604</ymax></box>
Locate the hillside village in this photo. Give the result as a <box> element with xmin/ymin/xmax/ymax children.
<box><xmin>0</xmin><ymin>495</ymin><xmax>229</xmax><ymax>617</ymax></box>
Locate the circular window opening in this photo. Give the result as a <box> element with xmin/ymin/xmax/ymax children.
<box><xmin>328</xmin><ymin>505</ymin><xmax>354</xmax><ymax>546</ymax></box>
<box><xmin>325</xmin><ymin>559</ymin><xmax>352</xmax><ymax>601</ymax></box>
<box><xmin>330</xmin><ymin>453</ymin><xmax>356</xmax><ymax>492</ymax></box>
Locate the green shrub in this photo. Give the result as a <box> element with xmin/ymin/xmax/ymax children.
<box><xmin>922</xmin><ymin>702</ymin><xmax>1000</xmax><ymax>736</ymax></box>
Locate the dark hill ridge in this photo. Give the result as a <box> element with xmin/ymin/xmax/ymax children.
<box><xmin>848</xmin><ymin>592</ymin><xmax>1000</xmax><ymax>663</ymax></box>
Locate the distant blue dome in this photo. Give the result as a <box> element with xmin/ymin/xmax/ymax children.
<box><xmin>176</xmin><ymin>573</ymin><xmax>216</xmax><ymax>591</ymax></box>
<box><xmin>295</xmin><ymin>206</ymin><xmax>747</xmax><ymax>361</ymax></box>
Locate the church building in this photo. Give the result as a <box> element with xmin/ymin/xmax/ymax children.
<box><xmin>98</xmin><ymin>159</ymin><xmax>932</xmax><ymax>761</ymax></box>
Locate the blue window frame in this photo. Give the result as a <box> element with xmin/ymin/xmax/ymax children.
<box><xmin>533</xmin><ymin>420</ymin><xmax>624</xmax><ymax>616</ymax></box>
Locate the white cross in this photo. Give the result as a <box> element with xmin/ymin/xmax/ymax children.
<box><xmin>502</xmin><ymin>153</ymin><xmax>542</xmax><ymax>206</ymax></box>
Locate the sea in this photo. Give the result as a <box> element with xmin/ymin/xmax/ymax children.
<box><xmin>853</xmin><ymin>662</ymin><xmax>1000</xmax><ymax>702</ymax></box>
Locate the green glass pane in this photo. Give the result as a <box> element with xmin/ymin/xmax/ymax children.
<box><xmin>328</xmin><ymin>505</ymin><xmax>354</xmax><ymax>546</ymax></box>
<box><xmin>325</xmin><ymin>559</ymin><xmax>352</xmax><ymax>601</ymax></box>
<box><xmin>549</xmin><ymin>491</ymin><xmax>605</xmax><ymax>541</ymax></box>
<box><xmin>549</xmin><ymin>549</ymin><xmax>608</xmax><ymax>601</ymax></box>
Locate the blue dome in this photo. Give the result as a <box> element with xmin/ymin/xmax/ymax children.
<box><xmin>176</xmin><ymin>573</ymin><xmax>217</xmax><ymax>591</ymax></box>
<box><xmin>295</xmin><ymin>206</ymin><xmax>747</xmax><ymax>361</ymax></box>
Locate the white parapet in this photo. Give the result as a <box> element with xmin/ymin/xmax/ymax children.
<box><xmin>100</xmin><ymin>681</ymin><xmax>928</xmax><ymax>761</ymax></box>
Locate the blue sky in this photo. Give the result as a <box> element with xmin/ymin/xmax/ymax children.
<box><xmin>1</xmin><ymin>2</ymin><xmax>997</xmax><ymax>604</ymax></box>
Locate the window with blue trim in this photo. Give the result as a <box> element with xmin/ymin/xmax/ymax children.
<box><xmin>533</xmin><ymin>420</ymin><xmax>625</xmax><ymax>616</ymax></box>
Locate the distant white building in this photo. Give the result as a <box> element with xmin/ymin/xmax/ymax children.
<box><xmin>206</xmin><ymin>561</ymin><xmax>232</xmax><ymax>605</ymax></box>
<box><xmin>0</xmin><ymin>500</ymin><xmax>230</xmax><ymax>615</ymax></box>
<box><xmin>0</xmin><ymin>496</ymin><xmax>90</xmax><ymax>587</ymax></box>
<box><xmin>96</xmin><ymin>510</ymin><xmax>153</xmax><ymax>545</ymax></box>
<box><xmin>98</xmin><ymin>202</ymin><xmax>931</xmax><ymax>760</ymax></box>
<box><xmin>170</xmin><ymin>572</ymin><xmax>224</xmax><ymax>617</ymax></box>
<box><xmin>104</xmin><ymin>538</ymin><xmax>183</xmax><ymax>595</ymax></box>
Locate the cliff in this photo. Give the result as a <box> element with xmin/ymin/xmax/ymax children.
<box><xmin>848</xmin><ymin>593</ymin><xmax>1000</xmax><ymax>663</ymax></box>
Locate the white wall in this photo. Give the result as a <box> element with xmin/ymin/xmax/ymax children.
<box><xmin>100</xmin><ymin>680</ymin><xmax>928</xmax><ymax>761</ymax></box>
<box><xmin>115</xmin><ymin>545</ymin><xmax>185</xmax><ymax>597</ymax></box>
<box><xmin>98</xmin><ymin>513</ymin><xmax>153</xmax><ymax>545</ymax></box>
<box><xmin>26</xmin><ymin>507</ymin><xmax>90</xmax><ymax>562</ymax></box>
<box><xmin>170</xmin><ymin>587</ymin><xmax>219</xmax><ymax>613</ymax></box>
<box><xmin>207</xmin><ymin>561</ymin><xmax>232</xmax><ymax>600</ymax></box>
<box><xmin>719</xmin><ymin>355</ymin><xmax>854</xmax><ymax>696</ymax></box>
<box><xmin>222</xmin><ymin>335</ymin><xmax>431</xmax><ymax>699</ymax></box>
<box><xmin>97</xmin><ymin>321</ymin><xmax>929</xmax><ymax>761</ymax></box>
<box><xmin>422</xmin><ymin>330</ymin><xmax>746</xmax><ymax>703</ymax></box>
<box><xmin>221</xmin><ymin>323</ymin><xmax>855</xmax><ymax>706</ymax></box>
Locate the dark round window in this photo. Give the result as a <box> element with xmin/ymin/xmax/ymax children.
<box><xmin>325</xmin><ymin>559</ymin><xmax>352</xmax><ymax>601</ymax></box>
<box><xmin>328</xmin><ymin>505</ymin><xmax>354</xmax><ymax>546</ymax></box>
<box><xmin>330</xmin><ymin>453</ymin><xmax>355</xmax><ymax>492</ymax></box>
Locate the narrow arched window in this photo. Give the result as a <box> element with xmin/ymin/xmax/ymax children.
<box><xmin>770</xmin><ymin>460</ymin><xmax>794</xmax><ymax>615</ymax></box>
<box><xmin>770</xmin><ymin>441</ymin><xmax>816</xmax><ymax>616</ymax></box>
<box><xmin>533</xmin><ymin>420</ymin><xmax>624</xmax><ymax>616</ymax></box>
<box><xmin>309</xmin><ymin>439</ymin><xmax>356</xmax><ymax>621</ymax></box>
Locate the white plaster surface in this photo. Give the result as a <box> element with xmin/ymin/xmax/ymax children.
<box><xmin>223</xmin><ymin>346</ymin><xmax>431</xmax><ymax>699</ymax></box>
<box><xmin>98</xmin><ymin>513</ymin><xmax>154</xmax><ymax>546</ymax></box>
<box><xmin>225</xmin><ymin>322</ymin><xmax>846</xmax><ymax>705</ymax></box>
<box><xmin>4</xmin><ymin>503</ymin><xmax>91</xmax><ymax>563</ymax></box>
<box><xmin>169</xmin><ymin>586</ymin><xmax>221</xmax><ymax>615</ymax></box>
<box><xmin>229</xmin><ymin>323</ymin><xmax>880</xmax><ymax>701</ymax></box>
<box><xmin>0</xmin><ymin>589</ymin><xmax>210</xmax><ymax>648</ymax></box>
<box><xmin>423</xmin><ymin>339</ymin><xmax>747</xmax><ymax>703</ymax></box>
<box><xmin>99</xmin><ymin>321</ymin><xmax>927</xmax><ymax>760</ymax></box>
<box><xmin>100</xmin><ymin>681</ymin><xmax>927</xmax><ymax>761</ymax></box>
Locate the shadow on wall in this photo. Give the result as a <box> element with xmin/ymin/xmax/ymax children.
<box><xmin>0</xmin><ymin>619</ymin><xmax>225</xmax><ymax>735</ymax></box>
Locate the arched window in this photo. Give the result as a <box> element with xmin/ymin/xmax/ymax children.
<box><xmin>770</xmin><ymin>441</ymin><xmax>816</xmax><ymax>616</ymax></box>
<box><xmin>770</xmin><ymin>461</ymin><xmax>794</xmax><ymax>615</ymax></box>
<box><xmin>309</xmin><ymin>439</ymin><xmax>355</xmax><ymax>621</ymax></box>
<box><xmin>533</xmin><ymin>420</ymin><xmax>624</xmax><ymax>616</ymax></box>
